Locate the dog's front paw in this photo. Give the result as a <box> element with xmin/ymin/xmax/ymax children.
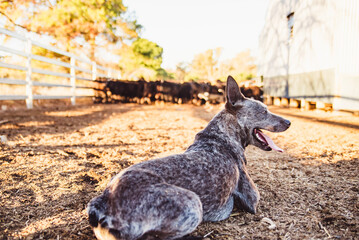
<box><xmin>177</xmin><ymin>236</ymin><xmax>203</xmax><ymax>240</ymax></box>
<box><xmin>233</xmin><ymin>190</ymin><xmax>259</xmax><ymax>214</ymax></box>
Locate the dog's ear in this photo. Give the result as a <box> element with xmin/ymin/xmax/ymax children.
<box><xmin>226</xmin><ymin>75</ymin><xmax>245</xmax><ymax>109</ymax></box>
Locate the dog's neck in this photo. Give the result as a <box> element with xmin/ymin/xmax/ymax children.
<box><xmin>187</xmin><ymin>109</ymin><xmax>248</xmax><ymax>165</ymax></box>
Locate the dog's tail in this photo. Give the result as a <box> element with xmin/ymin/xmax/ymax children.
<box><xmin>88</xmin><ymin>189</ymin><xmax>122</xmax><ymax>239</ymax></box>
<box><xmin>88</xmin><ymin>188</ymin><xmax>109</xmax><ymax>227</ymax></box>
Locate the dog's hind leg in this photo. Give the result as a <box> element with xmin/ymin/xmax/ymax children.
<box><xmin>202</xmin><ymin>196</ymin><xmax>234</xmax><ymax>222</ymax></box>
<box><xmin>89</xmin><ymin>183</ymin><xmax>202</xmax><ymax>240</ymax></box>
<box><xmin>89</xmin><ymin>169</ymin><xmax>203</xmax><ymax>240</ymax></box>
<box><xmin>134</xmin><ymin>184</ymin><xmax>203</xmax><ymax>240</ymax></box>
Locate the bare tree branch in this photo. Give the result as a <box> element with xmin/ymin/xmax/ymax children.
<box><xmin>0</xmin><ymin>10</ymin><xmax>30</xmax><ymax>31</ymax></box>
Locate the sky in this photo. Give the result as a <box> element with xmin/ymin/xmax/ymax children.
<box><xmin>123</xmin><ymin>0</ymin><xmax>269</xmax><ymax>69</ymax></box>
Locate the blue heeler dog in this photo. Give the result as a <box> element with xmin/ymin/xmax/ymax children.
<box><xmin>88</xmin><ymin>76</ymin><xmax>291</xmax><ymax>240</ymax></box>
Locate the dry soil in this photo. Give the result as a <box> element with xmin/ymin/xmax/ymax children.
<box><xmin>0</xmin><ymin>103</ymin><xmax>358</xmax><ymax>239</ymax></box>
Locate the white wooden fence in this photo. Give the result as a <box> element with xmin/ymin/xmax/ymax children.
<box><xmin>0</xmin><ymin>27</ymin><xmax>121</xmax><ymax>109</ymax></box>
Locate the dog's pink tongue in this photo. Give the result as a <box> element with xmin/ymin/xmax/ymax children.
<box><xmin>259</xmin><ymin>131</ymin><xmax>284</xmax><ymax>152</ymax></box>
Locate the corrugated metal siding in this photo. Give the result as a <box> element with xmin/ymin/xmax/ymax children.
<box><xmin>288</xmin><ymin>69</ymin><xmax>336</xmax><ymax>102</ymax></box>
<box><xmin>258</xmin><ymin>0</ymin><xmax>337</xmax><ymax>76</ymax></box>
<box><xmin>259</xmin><ymin>0</ymin><xmax>359</xmax><ymax>110</ymax></box>
<box><xmin>258</xmin><ymin>0</ymin><xmax>291</xmax><ymax>78</ymax></box>
<box><xmin>263</xmin><ymin>68</ymin><xmax>336</xmax><ymax>103</ymax></box>
<box><xmin>289</xmin><ymin>0</ymin><xmax>336</xmax><ymax>74</ymax></box>
<box><xmin>333</xmin><ymin>0</ymin><xmax>359</xmax><ymax>110</ymax></box>
<box><xmin>263</xmin><ymin>76</ymin><xmax>287</xmax><ymax>97</ymax></box>
<box><xmin>336</xmin><ymin>0</ymin><xmax>359</xmax><ymax>75</ymax></box>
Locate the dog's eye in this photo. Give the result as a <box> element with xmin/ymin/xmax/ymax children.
<box><xmin>257</xmin><ymin>109</ymin><xmax>267</xmax><ymax>117</ymax></box>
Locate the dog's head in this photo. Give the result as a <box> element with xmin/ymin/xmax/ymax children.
<box><xmin>225</xmin><ymin>75</ymin><xmax>291</xmax><ymax>152</ymax></box>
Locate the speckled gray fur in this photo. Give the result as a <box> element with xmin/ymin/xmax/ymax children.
<box><xmin>88</xmin><ymin>76</ymin><xmax>291</xmax><ymax>240</ymax></box>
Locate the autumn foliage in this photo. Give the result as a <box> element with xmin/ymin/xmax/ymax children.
<box><xmin>0</xmin><ymin>1</ymin><xmax>256</xmax><ymax>82</ymax></box>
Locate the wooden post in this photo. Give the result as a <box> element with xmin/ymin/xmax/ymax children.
<box><xmin>70</xmin><ymin>57</ymin><xmax>76</xmax><ymax>105</ymax></box>
<box><xmin>92</xmin><ymin>61</ymin><xmax>97</xmax><ymax>81</ymax></box>
<box><xmin>25</xmin><ymin>33</ymin><xmax>33</xmax><ymax>109</ymax></box>
<box><xmin>273</xmin><ymin>97</ymin><xmax>281</xmax><ymax>106</ymax></box>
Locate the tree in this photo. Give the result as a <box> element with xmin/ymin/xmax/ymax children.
<box><xmin>118</xmin><ymin>38</ymin><xmax>165</xmax><ymax>80</ymax></box>
<box><xmin>184</xmin><ymin>48</ymin><xmax>257</xmax><ymax>83</ymax></box>
<box><xmin>132</xmin><ymin>38</ymin><xmax>163</xmax><ymax>70</ymax></box>
<box><xmin>0</xmin><ymin>0</ymin><xmax>141</xmax><ymax>60</ymax></box>
<box><xmin>0</xmin><ymin>0</ymin><xmax>49</xmax><ymax>30</ymax></box>
<box><xmin>218</xmin><ymin>50</ymin><xmax>256</xmax><ymax>82</ymax></box>
<box><xmin>189</xmin><ymin>48</ymin><xmax>222</xmax><ymax>83</ymax></box>
<box><xmin>156</xmin><ymin>68</ymin><xmax>174</xmax><ymax>80</ymax></box>
<box><xmin>175</xmin><ymin>62</ymin><xmax>188</xmax><ymax>82</ymax></box>
<box><xmin>32</xmin><ymin>0</ymin><xmax>141</xmax><ymax>59</ymax></box>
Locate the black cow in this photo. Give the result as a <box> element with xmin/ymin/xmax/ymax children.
<box><xmin>240</xmin><ymin>86</ymin><xmax>263</xmax><ymax>101</ymax></box>
<box><xmin>93</xmin><ymin>78</ymin><xmax>230</xmax><ymax>104</ymax></box>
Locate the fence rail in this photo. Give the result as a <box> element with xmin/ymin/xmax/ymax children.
<box><xmin>0</xmin><ymin>27</ymin><xmax>121</xmax><ymax>108</ymax></box>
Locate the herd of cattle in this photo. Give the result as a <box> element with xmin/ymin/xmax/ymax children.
<box><xmin>93</xmin><ymin>78</ymin><xmax>263</xmax><ymax>105</ymax></box>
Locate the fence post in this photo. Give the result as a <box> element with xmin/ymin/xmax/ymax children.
<box><xmin>92</xmin><ymin>61</ymin><xmax>97</xmax><ymax>81</ymax></box>
<box><xmin>70</xmin><ymin>57</ymin><xmax>76</xmax><ymax>105</ymax></box>
<box><xmin>25</xmin><ymin>33</ymin><xmax>33</xmax><ymax>109</ymax></box>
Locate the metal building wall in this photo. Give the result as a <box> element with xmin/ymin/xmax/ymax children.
<box><xmin>333</xmin><ymin>0</ymin><xmax>359</xmax><ymax>110</ymax></box>
<box><xmin>258</xmin><ymin>0</ymin><xmax>359</xmax><ymax>110</ymax></box>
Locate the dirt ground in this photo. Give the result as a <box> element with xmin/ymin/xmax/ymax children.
<box><xmin>0</xmin><ymin>102</ymin><xmax>358</xmax><ymax>240</ymax></box>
